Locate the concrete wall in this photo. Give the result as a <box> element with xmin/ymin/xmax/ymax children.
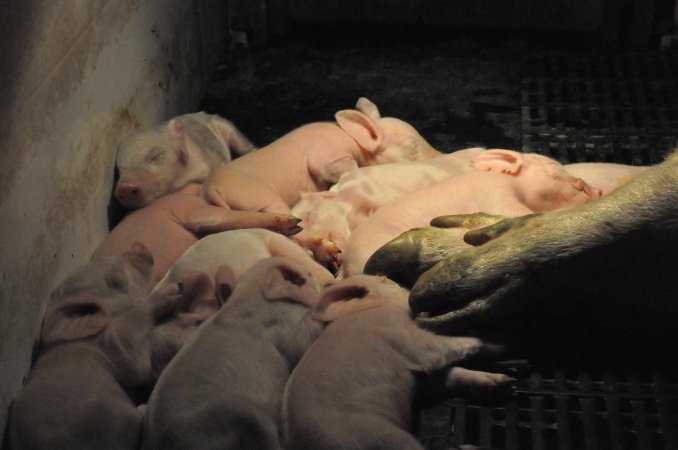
<box><xmin>0</xmin><ymin>0</ymin><xmax>229</xmax><ymax>442</ymax></box>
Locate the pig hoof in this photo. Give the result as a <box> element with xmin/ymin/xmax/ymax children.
<box><xmin>312</xmin><ymin>240</ymin><xmax>341</xmax><ymax>266</ymax></box>
<box><xmin>277</xmin><ymin>216</ymin><xmax>304</xmax><ymax>235</ymax></box>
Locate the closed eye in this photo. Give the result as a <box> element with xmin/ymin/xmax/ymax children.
<box><xmin>146</xmin><ymin>147</ymin><xmax>165</xmax><ymax>164</ymax></box>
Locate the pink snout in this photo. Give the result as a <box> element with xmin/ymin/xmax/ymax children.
<box><xmin>115</xmin><ymin>181</ymin><xmax>145</xmax><ymax>208</ymax></box>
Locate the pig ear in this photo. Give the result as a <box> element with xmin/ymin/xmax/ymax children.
<box><xmin>355</xmin><ymin>97</ymin><xmax>381</xmax><ymax>121</ymax></box>
<box><xmin>312</xmin><ymin>283</ymin><xmax>382</xmax><ymax>322</ymax></box>
<box><xmin>168</xmin><ymin>118</ymin><xmax>185</xmax><ymax>138</ymax></box>
<box><xmin>177</xmin><ymin>271</ymin><xmax>220</xmax><ymax>323</ymax></box>
<box><xmin>470</xmin><ymin>149</ymin><xmax>525</xmax><ymax>175</ymax></box>
<box><xmin>335</xmin><ymin>109</ymin><xmax>384</xmax><ymax>153</ymax></box>
<box><xmin>262</xmin><ymin>262</ymin><xmax>318</xmax><ymax>307</ymax></box>
<box><xmin>215</xmin><ymin>265</ymin><xmax>236</xmax><ymax>305</ymax></box>
<box><xmin>41</xmin><ymin>296</ymin><xmax>111</xmax><ymax>345</ymax></box>
<box><xmin>129</xmin><ymin>241</ymin><xmax>155</xmax><ymax>268</ymax></box>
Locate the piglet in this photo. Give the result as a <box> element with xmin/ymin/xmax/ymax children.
<box><xmin>115</xmin><ymin>112</ymin><xmax>255</xmax><ymax>208</ymax></box>
<box><xmin>199</xmin><ymin>98</ymin><xmax>440</xmax><ymax>217</ymax></box>
<box><xmin>364</xmin><ymin>161</ymin><xmax>649</xmax><ymax>286</ymax></box>
<box><xmin>282</xmin><ymin>274</ymin><xmax>514</xmax><ymax>450</ymax></box>
<box><xmin>8</xmin><ymin>243</ymin><xmax>202</xmax><ymax>450</ymax></box>
<box><xmin>148</xmin><ymin>228</ymin><xmax>334</xmax><ymax>380</ymax></box>
<box><xmin>143</xmin><ymin>257</ymin><xmax>325</xmax><ymax>450</ymax></box>
<box><xmin>338</xmin><ymin>149</ymin><xmax>601</xmax><ymax>278</ymax></box>
<box><xmin>92</xmin><ymin>183</ymin><xmax>301</xmax><ymax>281</ymax></box>
<box><xmin>291</xmin><ymin>147</ymin><xmax>485</xmax><ymax>266</ymax></box>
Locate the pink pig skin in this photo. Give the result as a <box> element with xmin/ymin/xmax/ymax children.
<box><xmin>8</xmin><ymin>244</ymin><xmax>188</xmax><ymax>450</ymax></box>
<box><xmin>92</xmin><ymin>183</ymin><xmax>302</xmax><ymax>281</ymax></box>
<box><xmin>564</xmin><ymin>162</ymin><xmax>649</xmax><ymax>196</ymax></box>
<box><xmin>143</xmin><ymin>258</ymin><xmax>325</xmax><ymax>450</ymax></box>
<box><xmin>291</xmin><ymin>147</ymin><xmax>485</xmax><ymax>265</ymax></box>
<box><xmin>148</xmin><ymin>229</ymin><xmax>334</xmax><ymax>380</ymax></box>
<box><xmin>282</xmin><ymin>275</ymin><xmax>513</xmax><ymax>450</ymax></box>
<box><xmin>338</xmin><ymin>150</ymin><xmax>602</xmax><ymax>278</ymax></box>
<box><xmin>115</xmin><ymin>112</ymin><xmax>255</xmax><ymax>209</ymax></box>
<box><xmin>200</xmin><ymin>98</ymin><xmax>441</xmax><ymax>217</ymax></box>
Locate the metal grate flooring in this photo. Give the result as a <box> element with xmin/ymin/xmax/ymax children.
<box><xmin>417</xmin><ymin>368</ymin><xmax>678</xmax><ymax>450</ymax></box>
<box><xmin>521</xmin><ymin>51</ymin><xmax>678</xmax><ymax>165</ymax></box>
<box><xmin>415</xmin><ymin>49</ymin><xmax>678</xmax><ymax>450</ymax></box>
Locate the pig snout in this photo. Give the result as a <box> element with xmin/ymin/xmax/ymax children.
<box><xmin>115</xmin><ymin>181</ymin><xmax>145</xmax><ymax>208</ymax></box>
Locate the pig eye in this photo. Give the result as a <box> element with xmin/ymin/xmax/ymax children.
<box><xmin>146</xmin><ymin>147</ymin><xmax>165</xmax><ymax>164</ymax></box>
<box><xmin>105</xmin><ymin>270</ymin><xmax>129</xmax><ymax>292</ymax></box>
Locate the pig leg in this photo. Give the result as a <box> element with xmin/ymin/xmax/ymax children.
<box><xmin>265</xmin><ymin>235</ymin><xmax>335</xmax><ymax>286</ymax></box>
<box><xmin>364</xmin><ymin>227</ymin><xmax>469</xmax><ymax>288</ymax></box>
<box><xmin>402</xmin><ymin>331</ymin><xmax>506</xmax><ymax>374</ymax></box>
<box><xmin>441</xmin><ymin>367</ymin><xmax>515</xmax><ymax>402</ymax></box>
<box><xmin>364</xmin><ymin>213</ymin><xmax>508</xmax><ymax>288</ymax></box>
<box><xmin>185</xmin><ymin>204</ymin><xmax>303</xmax><ymax>236</ymax></box>
<box><xmin>201</xmin><ymin>170</ymin><xmax>292</xmax><ymax>214</ymax></box>
<box><xmin>411</xmin><ymin>152</ymin><xmax>678</xmax><ymax>334</ymax></box>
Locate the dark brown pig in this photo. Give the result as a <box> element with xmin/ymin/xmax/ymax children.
<box><xmin>115</xmin><ymin>112</ymin><xmax>255</xmax><ymax>208</ymax></box>
<box><xmin>92</xmin><ymin>183</ymin><xmax>302</xmax><ymax>281</ymax></box>
<box><xmin>410</xmin><ymin>151</ymin><xmax>678</xmax><ymax>345</ymax></box>
<box><xmin>8</xmin><ymin>244</ymin><xmax>206</xmax><ymax>450</ymax></box>
<box><xmin>365</xmin><ymin>212</ymin><xmax>507</xmax><ymax>287</ymax></box>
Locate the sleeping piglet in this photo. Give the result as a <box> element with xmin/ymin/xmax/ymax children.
<box><xmin>143</xmin><ymin>257</ymin><xmax>326</xmax><ymax>450</ymax></box>
<box><xmin>8</xmin><ymin>243</ymin><xmax>204</xmax><ymax>450</ymax></box>
<box><xmin>200</xmin><ymin>98</ymin><xmax>440</xmax><ymax>218</ymax></box>
<box><xmin>148</xmin><ymin>228</ymin><xmax>334</xmax><ymax>381</ymax></box>
<box><xmin>291</xmin><ymin>147</ymin><xmax>485</xmax><ymax>266</ymax></box>
<box><xmin>115</xmin><ymin>112</ymin><xmax>255</xmax><ymax>208</ymax></box>
<box><xmin>365</xmin><ymin>160</ymin><xmax>650</xmax><ymax>287</ymax></box>
<box><xmin>282</xmin><ymin>274</ymin><xmax>514</xmax><ymax>450</ymax></box>
<box><xmin>338</xmin><ymin>149</ymin><xmax>601</xmax><ymax>278</ymax></box>
<box><xmin>92</xmin><ymin>183</ymin><xmax>302</xmax><ymax>281</ymax></box>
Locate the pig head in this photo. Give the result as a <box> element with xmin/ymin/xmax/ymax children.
<box><xmin>282</xmin><ymin>275</ymin><xmax>513</xmax><ymax>450</ymax></box>
<box><xmin>199</xmin><ymin>98</ymin><xmax>440</xmax><ymax>220</ymax></box>
<box><xmin>337</xmin><ymin>97</ymin><xmax>441</xmax><ymax>166</ymax></box>
<box><xmin>8</xmin><ymin>243</ymin><xmax>190</xmax><ymax>450</ymax></box>
<box><xmin>143</xmin><ymin>257</ymin><xmax>324</xmax><ymax>450</ymax></box>
<box><xmin>115</xmin><ymin>112</ymin><xmax>255</xmax><ymax>209</ymax></box>
<box><xmin>410</xmin><ymin>151</ymin><xmax>678</xmax><ymax>356</ymax></box>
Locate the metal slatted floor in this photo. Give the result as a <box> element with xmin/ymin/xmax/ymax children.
<box><xmin>521</xmin><ymin>51</ymin><xmax>678</xmax><ymax>165</ymax></box>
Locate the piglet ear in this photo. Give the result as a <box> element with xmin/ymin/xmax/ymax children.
<box><xmin>41</xmin><ymin>296</ymin><xmax>111</xmax><ymax>346</ymax></box>
<box><xmin>168</xmin><ymin>117</ymin><xmax>185</xmax><ymax>138</ymax></box>
<box><xmin>335</xmin><ymin>109</ymin><xmax>384</xmax><ymax>153</ymax></box>
<box><xmin>355</xmin><ymin>97</ymin><xmax>381</xmax><ymax>121</ymax></box>
<box><xmin>312</xmin><ymin>283</ymin><xmax>381</xmax><ymax>322</ymax></box>
<box><xmin>470</xmin><ymin>149</ymin><xmax>525</xmax><ymax>175</ymax></box>
<box><xmin>262</xmin><ymin>262</ymin><xmax>319</xmax><ymax>307</ymax></box>
<box><xmin>215</xmin><ymin>265</ymin><xmax>236</xmax><ymax>305</ymax></box>
<box><xmin>129</xmin><ymin>241</ymin><xmax>154</xmax><ymax>268</ymax></box>
<box><xmin>177</xmin><ymin>271</ymin><xmax>220</xmax><ymax>323</ymax></box>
